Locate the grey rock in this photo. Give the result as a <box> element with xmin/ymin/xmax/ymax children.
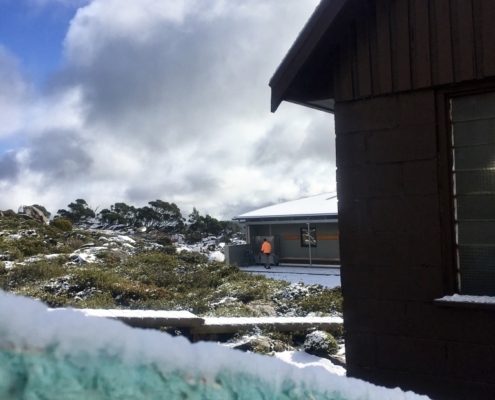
<box><xmin>232</xmin><ymin>337</ymin><xmax>294</xmax><ymax>353</ymax></box>
<box><xmin>17</xmin><ymin>206</ymin><xmax>49</xmax><ymax>225</ymax></box>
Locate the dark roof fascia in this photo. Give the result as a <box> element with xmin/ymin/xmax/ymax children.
<box><xmin>283</xmin><ymin>98</ymin><xmax>335</xmax><ymax>114</ymax></box>
<box><xmin>232</xmin><ymin>214</ymin><xmax>338</xmax><ymax>223</ymax></box>
<box><xmin>269</xmin><ymin>0</ymin><xmax>349</xmax><ymax>113</ymax></box>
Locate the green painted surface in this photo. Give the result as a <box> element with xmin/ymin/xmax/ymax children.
<box><xmin>0</xmin><ymin>349</ymin><xmax>348</xmax><ymax>400</ymax></box>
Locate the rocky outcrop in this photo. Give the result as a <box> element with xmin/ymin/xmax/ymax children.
<box><xmin>231</xmin><ymin>337</ymin><xmax>294</xmax><ymax>353</ymax></box>
<box><xmin>17</xmin><ymin>206</ymin><xmax>49</xmax><ymax>225</ymax></box>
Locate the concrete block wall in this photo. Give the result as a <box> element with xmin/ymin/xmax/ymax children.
<box><xmin>335</xmin><ymin>89</ymin><xmax>495</xmax><ymax>400</ymax></box>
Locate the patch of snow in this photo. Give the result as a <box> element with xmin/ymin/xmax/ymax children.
<box><xmin>176</xmin><ymin>246</ymin><xmax>192</xmax><ymax>253</ymax></box>
<box><xmin>242</xmin><ymin>266</ymin><xmax>341</xmax><ymax>289</ymax></box>
<box><xmin>211</xmin><ymin>296</ymin><xmax>238</xmax><ymax>308</ymax></box>
<box><xmin>208</xmin><ymin>251</ymin><xmax>225</xmax><ymax>262</ymax></box>
<box><xmin>2</xmin><ymin>261</ymin><xmax>15</xmax><ymax>270</ymax></box>
<box><xmin>113</xmin><ymin>235</ymin><xmax>136</xmax><ymax>244</ymax></box>
<box><xmin>436</xmin><ymin>294</ymin><xmax>495</xmax><ymax>304</ymax></box>
<box><xmin>274</xmin><ymin>350</ymin><xmax>346</xmax><ymax>376</ymax></box>
<box><xmin>72</xmin><ymin>252</ymin><xmax>99</xmax><ymax>264</ymax></box>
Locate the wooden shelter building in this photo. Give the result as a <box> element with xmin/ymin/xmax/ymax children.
<box><xmin>270</xmin><ymin>1</ymin><xmax>495</xmax><ymax>399</ymax></box>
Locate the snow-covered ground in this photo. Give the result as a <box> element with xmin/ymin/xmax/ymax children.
<box><xmin>240</xmin><ymin>265</ymin><xmax>341</xmax><ymax>288</ymax></box>
<box><xmin>274</xmin><ymin>350</ymin><xmax>346</xmax><ymax>376</ymax></box>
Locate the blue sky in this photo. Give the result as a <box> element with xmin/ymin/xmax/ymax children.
<box><xmin>0</xmin><ymin>1</ymin><xmax>75</xmax><ymax>86</ymax></box>
<box><xmin>0</xmin><ymin>0</ymin><xmax>336</xmax><ymax>219</ymax></box>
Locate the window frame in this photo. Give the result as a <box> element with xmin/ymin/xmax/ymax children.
<box><xmin>300</xmin><ymin>227</ymin><xmax>317</xmax><ymax>248</ymax></box>
<box><xmin>437</xmin><ymin>82</ymin><xmax>495</xmax><ymax>299</ymax></box>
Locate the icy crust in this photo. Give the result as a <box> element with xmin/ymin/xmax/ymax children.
<box><xmin>436</xmin><ymin>294</ymin><xmax>495</xmax><ymax>304</ymax></box>
<box><xmin>0</xmin><ymin>292</ymin><xmax>430</xmax><ymax>400</ymax></box>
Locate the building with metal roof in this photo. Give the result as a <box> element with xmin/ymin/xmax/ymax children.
<box><xmin>230</xmin><ymin>193</ymin><xmax>339</xmax><ymax>266</ymax></box>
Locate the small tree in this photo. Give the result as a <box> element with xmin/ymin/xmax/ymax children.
<box><xmin>98</xmin><ymin>202</ymin><xmax>138</xmax><ymax>226</ymax></box>
<box><xmin>57</xmin><ymin>199</ymin><xmax>95</xmax><ymax>223</ymax></box>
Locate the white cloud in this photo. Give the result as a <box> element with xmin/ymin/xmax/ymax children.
<box><xmin>0</xmin><ymin>0</ymin><xmax>336</xmax><ymax>219</ymax></box>
<box><xmin>0</xmin><ymin>46</ymin><xmax>33</xmax><ymax>138</ymax></box>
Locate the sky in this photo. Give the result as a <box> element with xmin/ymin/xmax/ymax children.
<box><xmin>0</xmin><ymin>0</ymin><xmax>336</xmax><ymax>220</ymax></box>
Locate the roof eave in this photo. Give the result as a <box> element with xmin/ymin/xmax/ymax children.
<box><xmin>269</xmin><ymin>0</ymin><xmax>349</xmax><ymax>113</ymax></box>
<box><xmin>232</xmin><ymin>214</ymin><xmax>338</xmax><ymax>223</ymax></box>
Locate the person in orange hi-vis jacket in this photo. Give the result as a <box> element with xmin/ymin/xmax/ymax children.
<box><xmin>261</xmin><ymin>238</ymin><xmax>272</xmax><ymax>269</ymax></box>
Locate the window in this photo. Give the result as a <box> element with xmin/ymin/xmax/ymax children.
<box><xmin>300</xmin><ymin>227</ymin><xmax>316</xmax><ymax>247</ymax></box>
<box><xmin>451</xmin><ymin>92</ymin><xmax>495</xmax><ymax>296</ymax></box>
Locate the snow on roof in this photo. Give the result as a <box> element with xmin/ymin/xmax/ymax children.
<box><xmin>234</xmin><ymin>192</ymin><xmax>338</xmax><ymax>220</ymax></box>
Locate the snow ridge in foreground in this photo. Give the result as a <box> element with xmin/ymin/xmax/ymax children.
<box><xmin>0</xmin><ymin>291</ymin><xmax>430</xmax><ymax>399</ymax></box>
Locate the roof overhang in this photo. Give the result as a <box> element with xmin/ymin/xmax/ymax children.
<box><xmin>233</xmin><ymin>215</ymin><xmax>338</xmax><ymax>224</ymax></box>
<box><xmin>269</xmin><ymin>0</ymin><xmax>351</xmax><ymax>113</ymax></box>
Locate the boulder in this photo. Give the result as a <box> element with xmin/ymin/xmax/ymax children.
<box><xmin>18</xmin><ymin>206</ymin><xmax>49</xmax><ymax>225</ymax></box>
<box><xmin>231</xmin><ymin>336</ymin><xmax>294</xmax><ymax>354</ymax></box>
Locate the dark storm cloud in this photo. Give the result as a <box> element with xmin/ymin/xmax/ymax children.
<box><xmin>0</xmin><ymin>151</ymin><xmax>20</xmax><ymax>181</ymax></box>
<box><xmin>28</xmin><ymin>130</ymin><xmax>92</xmax><ymax>182</ymax></box>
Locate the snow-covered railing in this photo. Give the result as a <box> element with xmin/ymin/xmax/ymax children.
<box><xmin>1</xmin><ymin>291</ymin><xmax>430</xmax><ymax>400</ymax></box>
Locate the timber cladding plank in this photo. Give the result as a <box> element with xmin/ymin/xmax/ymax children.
<box><xmin>356</xmin><ymin>9</ymin><xmax>372</xmax><ymax>98</ymax></box>
<box><xmin>410</xmin><ymin>0</ymin><xmax>432</xmax><ymax>89</ymax></box>
<box><xmin>339</xmin><ymin>31</ymin><xmax>354</xmax><ymax>101</ymax></box>
<box><xmin>349</xmin><ymin>22</ymin><xmax>359</xmax><ymax>99</ymax></box>
<box><xmin>368</xmin><ymin>0</ymin><xmax>380</xmax><ymax>96</ymax></box>
<box><xmin>431</xmin><ymin>0</ymin><xmax>454</xmax><ymax>85</ymax></box>
<box><xmin>375</xmin><ymin>0</ymin><xmax>393</xmax><ymax>94</ymax></box>
<box><xmin>394</xmin><ymin>0</ymin><xmax>411</xmax><ymax>91</ymax></box>
<box><xmin>481</xmin><ymin>0</ymin><xmax>495</xmax><ymax>77</ymax></box>
<box><xmin>472</xmin><ymin>0</ymin><xmax>484</xmax><ymax>79</ymax></box>
<box><xmin>333</xmin><ymin>47</ymin><xmax>342</xmax><ymax>102</ymax></box>
<box><xmin>451</xmin><ymin>0</ymin><xmax>475</xmax><ymax>82</ymax></box>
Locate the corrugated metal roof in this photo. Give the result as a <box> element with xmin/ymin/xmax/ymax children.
<box><xmin>233</xmin><ymin>192</ymin><xmax>338</xmax><ymax>221</ymax></box>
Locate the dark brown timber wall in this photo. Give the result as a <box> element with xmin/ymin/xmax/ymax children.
<box><xmin>332</xmin><ymin>0</ymin><xmax>495</xmax><ymax>103</ymax></box>
<box><xmin>331</xmin><ymin>0</ymin><xmax>495</xmax><ymax>399</ymax></box>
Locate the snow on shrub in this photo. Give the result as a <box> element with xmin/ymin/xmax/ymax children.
<box><xmin>303</xmin><ymin>330</ymin><xmax>338</xmax><ymax>356</ymax></box>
